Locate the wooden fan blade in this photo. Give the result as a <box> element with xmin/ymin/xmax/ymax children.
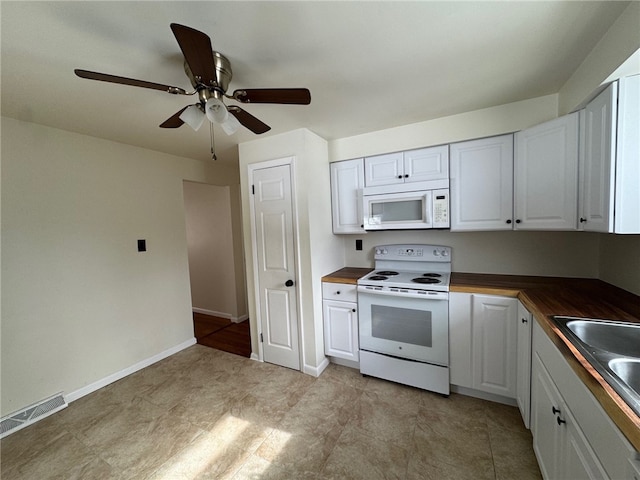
<box><xmin>74</xmin><ymin>69</ymin><xmax>187</xmax><ymax>94</ymax></box>
<box><xmin>228</xmin><ymin>106</ymin><xmax>271</xmax><ymax>134</ymax></box>
<box><xmin>232</xmin><ymin>88</ymin><xmax>311</xmax><ymax>105</ymax></box>
<box><xmin>170</xmin><ymin>23</ymin><xmax>217</xmax><ymax>86</ymax></box>
<box><xmin>159</xmin><ymin>106</ymin><xmax>190</xmax><ymax>128</ymax></box>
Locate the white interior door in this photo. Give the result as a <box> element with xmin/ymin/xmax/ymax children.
<box><xmin>252</xmin><ymin>163</ymin><xmax>300</xmax><ymax>370</ymax></box>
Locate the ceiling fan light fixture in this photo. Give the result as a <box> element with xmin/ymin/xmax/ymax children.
<box><xmin>179</xmin><ymin>105</ymin><xmax>205</xmax><ymax>131</ymax></box>
<box><xmin>220</xmin><ymin>113</ymin><xmax>241</xmax><ymax>135</ymax></box>
<box><xmin>205</xmin><ymin>97</ymin><xmax>229</xmax><ymax>124</ymax></box>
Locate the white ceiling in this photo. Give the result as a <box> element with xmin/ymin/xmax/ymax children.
<box><xmin>0</xmin><ymin>1</ymin><xmax>630</xmax><ymax>163</ymax></box>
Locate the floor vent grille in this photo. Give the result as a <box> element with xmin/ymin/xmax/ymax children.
<box><xmin>1</xmin><ymin>393</ymin><xmax>67</xmax><ymax>439</ymax></box>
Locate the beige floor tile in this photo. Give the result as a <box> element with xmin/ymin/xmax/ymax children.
<box><xmin>0</xmin><ymin>352</ymin><xmax>542</xmax><ymax>479</ymax></box>
<box><xmin>1</xmin><ymin>432</ymin><xmax>117</xmax><ymax>480</ymax></box>
<box><xmin>231</xmin><ymin>453</ymin><xmax>323</xmax><ymax>480</ymax></box>
<box><xmin>411</xmin><ymin>404</ymin><xmax>494</xmax><ymax>476</ymax></box>
<box><xmin>255</xmin><ymin>406</ymin><xmax>346</xmax><ymax>471</ymax></box>
<box><xmin>147</xmin><ymin>414</ymin><xmax>272</xmax><ymax>480</ymax></box>
<box><xmin>351</xmin><ymin>389</ymin><xmax>419</xmax><ymax>452</ymax></box>
<box><xmin>321</xmin><ymin>423</ymin><xmax>410</xmax><ymax>480</ymax></box>
<box><xmin>96</xmin><ymin>409</ymin><xmax>204</xmax><ymax>478</ymax></box>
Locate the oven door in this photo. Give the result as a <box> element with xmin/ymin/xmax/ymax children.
<box><xmin>358</xmin><ymin>288</ymin><xmax>449</xmax><ymax>366</ymax></box>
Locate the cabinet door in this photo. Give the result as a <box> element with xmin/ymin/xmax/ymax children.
<box><xmin>582</xmin><ymin>82</ymin><xmax>617</xmax><ymax>233</ymax></box>
<box><xmin>450</xmin><ymin>135</ymin><xmax>514</xmax><ymax>231</ymax></box>
<box><xmin>323</xmin><ymin>300</ymin><xmax>359</xmax><ymax>362</ymax></box>
<box><xmin>330</xmin><ymin>159</ymin><xmax>365</xmax><ymax>234</ymax></box>
<box><xmin>471</xmin><ymin>294</ymin><xmax>517</xmax><ymax>398</ymax></box>
<box><xmin>532</xmin><ymin>352</ymin><xmax>608</xmax><ymax>480</ymax></box>
<box><xmin>516</xmin><ymin>301</ymin><xmax>533</xmax><ymax>429</ymax></box>
<box><xmin>403</xmin><ymin>145</ymin><xmax>449</xmax><ymax>183</ymax></box>
<box><xmin>531</xmin><ymin>352</ymin><xmax>562</xmax><ymax>480</ymax></box>
<box><xmin>364</xmin><ymin>152</ymin><xmax>404</xmax><ymax>187</ymax></box>
<box><xmin>514</xmin><ymin>113</ymin><xmax>579</xmax><ymax>230</ymax></box>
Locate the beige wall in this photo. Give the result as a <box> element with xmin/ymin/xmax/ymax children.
<box><xmin>183</xmin><ymin>181</ymin><xmax>247</xmax><ymax>320</ymax></box>
<box><xmin>599</xmin><ymin>235</ymin><xmax>640</xmax><ymax>296</ymax></box>
<box><xmin>1</xmin><ymin>117</ymin><xmax>220</xmax><ymax>416</ymax></box>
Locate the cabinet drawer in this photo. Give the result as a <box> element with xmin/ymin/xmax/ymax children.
<box><xmin>322</xmin><ymin>282</ymin><xmax>357</xmax><ymax>302</ymax></box>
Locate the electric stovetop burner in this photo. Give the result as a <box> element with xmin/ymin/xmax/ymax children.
<box><xmin>422</xmin><ymin>273</ymin><xmax>442</xmax><ymax>278</ymax></box>
<box><xmin>375</xmin><ymin>271</ymin><xmax>399</xmax><ymax>276</ymax></box>
<box><xmin>412</xmin><ymin>277</ymin><xmax>441</xmax><ymax>284</ymax></box>
<box><xmin>369</xmin><ymin>275</ymin><xmax>389</xmax><ymax>281</ymax></box>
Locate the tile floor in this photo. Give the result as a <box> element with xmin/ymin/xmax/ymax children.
<box><xmin>1</xmin><ymin>345</ymin><xmax>542</xmax><ymax>479</ymax></box>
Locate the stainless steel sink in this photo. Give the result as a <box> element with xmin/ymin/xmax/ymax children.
<box><xmin>553</xmin><ymin>316</ymin><xmax>640</xmax><ymax>417</ymax></box>
<box><xmin>609</xmin><ymin>358</ymin><xmax>640</xmax><ymax>394</ymax></box>
<box><xmin>564</xmin><ymin>319</ymin><xmax>640</xmax><ymax>357</ymax></box>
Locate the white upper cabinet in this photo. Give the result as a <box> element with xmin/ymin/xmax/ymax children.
<box><xmin>514</xmin><ymin>112</ymin><xmax>579</xmax><ymax>230</ymax></box>
<box><xmin>450</xmin><ymin>134</ymin><xmax>514</xmax><ymax>231</ymax></box>
<box><xmin>330</xmin><ymin>159</ymin><xmax>366</xmax><ymax>234</ymax></box>
<box><xmin>580</xmin><ymin>75</ymin><xmax>640</xmax><ymax>233</ymax></box>
<box><xmin>364</xmin><ymin>146</ymin><xmax>448</xmax><ymax>187</ymax></box>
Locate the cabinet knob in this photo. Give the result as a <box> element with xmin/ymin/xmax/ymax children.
<box><xmin>506</xmin><ymin>219</ymin><xmax>512</xmax><ymax>224</ymax></box>
<box><xmin>397</xmin><ymin>175</ymin><xmax>403</xmax><ymax>179</ymax></box>
<box><xmin>352</xmin><ymin>308</ymin><xmax>356</xmax><ymax>312</ymax></box>
<box><xmin>556</xmin><ymin>416</ymin><xmax>566</xmax><ymax>426</ymax></box>
<box><xmin>336</xmin><ymin>291</ymin><xmax>341</xmax><ymax>295</ymax></box>
<box><xmin>579</xmin><ymin>217</ymin><xmax>587</xmax><ymax>223</ymax></box>
<box><xmin>404</xmin><ymin>174</ymin><xmax>409</xmax><ymax>178</ymax></box>
<box><xmin>521</xmin><ymin>318</ymin><xmax>528</xmax><ymax>324</ymax></box>
<box><xmin>515</xmin><ymin>219</ymin><xmax>522</xmax><ymax>224</ymax></box>
<box><xmin>285</xmin><ymin>279</ymin><xmax>294</xmax><ymax>287</ymax></box>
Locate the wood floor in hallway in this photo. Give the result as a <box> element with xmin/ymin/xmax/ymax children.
<box><xmin>193</xmin><ymin>312</ymin><xmax>252</xmax><ymax>358</ymax></box>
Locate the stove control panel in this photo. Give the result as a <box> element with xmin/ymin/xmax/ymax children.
<box><xmin>374</xmin><ymin>244</ymin><xmax>452</xmax><ymax>262</ymax></box>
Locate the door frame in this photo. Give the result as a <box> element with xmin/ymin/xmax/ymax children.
<box><xmin>247</xmin><ymin>156</ymin><xmax>304</xmax><ymax>370</ymax></box>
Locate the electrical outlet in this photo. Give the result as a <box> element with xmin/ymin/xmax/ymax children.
<box><xmin>137</xmin><ymin>239</ymin><xmax>146</xmax><ymax>252</ymax></box>
<box><xmin>356</xmin><ymin>239</ymin><xmax>363</xmax><ymax>251</ymax></box>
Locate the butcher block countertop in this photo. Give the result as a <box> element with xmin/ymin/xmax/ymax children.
<box><xmin>451</xmin><ymin>272</ymin><xmax>640</xmax><ymax>452</ymax></box>
<box><xmin>322</xmin><ymin>267</ymin><xmax>372</xmax><ymax>285</ymax></box>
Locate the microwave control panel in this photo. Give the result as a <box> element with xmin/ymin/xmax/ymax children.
<box><xmin>432</xmin><ymin>189</ymin><xmax>449</xmax><ymax>228</ymax></box>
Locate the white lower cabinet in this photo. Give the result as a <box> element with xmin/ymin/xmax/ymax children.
<box><xmin>516</xmin><ymin>301</ymin><xmax>533</xmax><ymax>428</ymax></box>
<box><xmin>531</xmin><ymin>320</ymin><xmax>637</xmax><ymax>480</ymax></box>
<box><xmin>322</xmin><ymin>283</ymin><xmax>359</xmax><ymax>362</ymax></box>
<box><xmin>449</xmin><ymin>292</ymin><xmax>517</xmax><ymax>399</ymax></box>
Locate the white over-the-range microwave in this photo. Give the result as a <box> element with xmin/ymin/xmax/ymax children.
<box><xmin>362</xmin><ymin>179</ymin><xmax>450</xmax><ymax>230</ymax></box>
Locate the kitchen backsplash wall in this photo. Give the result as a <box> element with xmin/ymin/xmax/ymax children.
<box><xmin>599</xmin><ymin>234</ymin><xmax>640</xmax><ymax>296</ymax></box>
<box><xmin>341</xmin><ymin>230</ymin><xmax>600</xmax><ymax>279</ymax></box>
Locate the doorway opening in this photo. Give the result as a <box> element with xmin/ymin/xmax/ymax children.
<box><xmin>183</xmin><ymin>180</ymin><xmax>250</xmax><ymax>357</ymax></box>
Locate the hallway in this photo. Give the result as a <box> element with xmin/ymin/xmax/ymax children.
<box><xmin>193</xmin><ymin>312</ymin><xmax>251</xmax><ymax>358</ymax></box>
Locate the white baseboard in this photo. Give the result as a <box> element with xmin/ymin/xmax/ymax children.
<box><xmin>450</xmin><ymin>385</ymin><xmax>518</xmax><ymax>406</ymax></box>
<box><xmin>192</xmin><ymin>308</ymin><xmax>249</xmax><ymax>323</ymax></box>
<box><xmin>65</xmin><ymin>338</ymin><xmax>197</xmax><ymax>404</ymax></box>
<box><xmin>303</xmin><ymin>357</ymin><xmax>330</xmax><ymax>378</ymax></box>
<box><xmin>250</xmin><ymin>353</ymin><xmax>261</xmax><ymax>362</ymax></box>
<box><xmin>328</xmin><ymin>357</ymin><xmax>360</xmax><ymax>370</ymax></box>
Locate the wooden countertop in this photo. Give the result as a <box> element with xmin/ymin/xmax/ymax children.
<box><xmin>322</xmin><ymin>267</ymin><xmax>373</xmax><ymax>285</ymax></box>
<box><xmin>451</xmin><ymin>272</ymin><xmax>640</xmax><ymax>451</ymax></box>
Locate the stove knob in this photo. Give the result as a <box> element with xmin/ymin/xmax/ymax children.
<box><xmin>433</xmin><ymin>249</ymin><xmax>440</xmax><ymax>256</ymax></box>
<box><xmin>375</xmin><ymin>248</ymin><xmax>381</xmax><ymax>255</ymax></box>
<box><xmin>382</xmin><ymin>249</ymin><xmax>388</xmax><ymax>255</ymax></box>
<box><xmin>442</xmin><ymin>250</ymin><xmax>449</xmax><ymax>257</ymax></box>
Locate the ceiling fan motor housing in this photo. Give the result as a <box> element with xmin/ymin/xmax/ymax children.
<box><xmin>184</xmin><ymin>51</ymin><xmax>232</xmax><ymax>93</ymax></box>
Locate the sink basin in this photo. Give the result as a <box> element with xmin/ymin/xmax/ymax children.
<box><xmin>565</xmin><ymin>319</ymin><xmax>640</xmax><ymax>357</ymax></box>
<box><xmin>609</xmin><ymin>358</ymin><xmax>640</xmax><ymax>394</ymax></box>
<box><xmin>553</xmin><ymin>316</ymin><xmax>640</xmax><ymax>417</ymax></box>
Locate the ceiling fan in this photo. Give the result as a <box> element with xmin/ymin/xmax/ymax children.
<box><xmin>74</xmin><ymin>23</ymin><xmax>311</xmax><ymax>144</ymax></box>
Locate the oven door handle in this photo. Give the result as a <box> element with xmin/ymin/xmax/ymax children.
<box><xmin>357</xmin><ymin>285</ymin><xmax>448</xmax><ymax>300</ymax></box>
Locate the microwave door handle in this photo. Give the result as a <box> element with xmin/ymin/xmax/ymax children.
<box><xmin>424</xmin><ymin>191</ymin><xmax>433</xmax><ymax>228</ymax></box>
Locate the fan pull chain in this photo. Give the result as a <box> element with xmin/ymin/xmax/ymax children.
<box><xmin>209</xmin><ymin>122</ymin><xmax>217</xmax><ymax>161</ymax></box>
